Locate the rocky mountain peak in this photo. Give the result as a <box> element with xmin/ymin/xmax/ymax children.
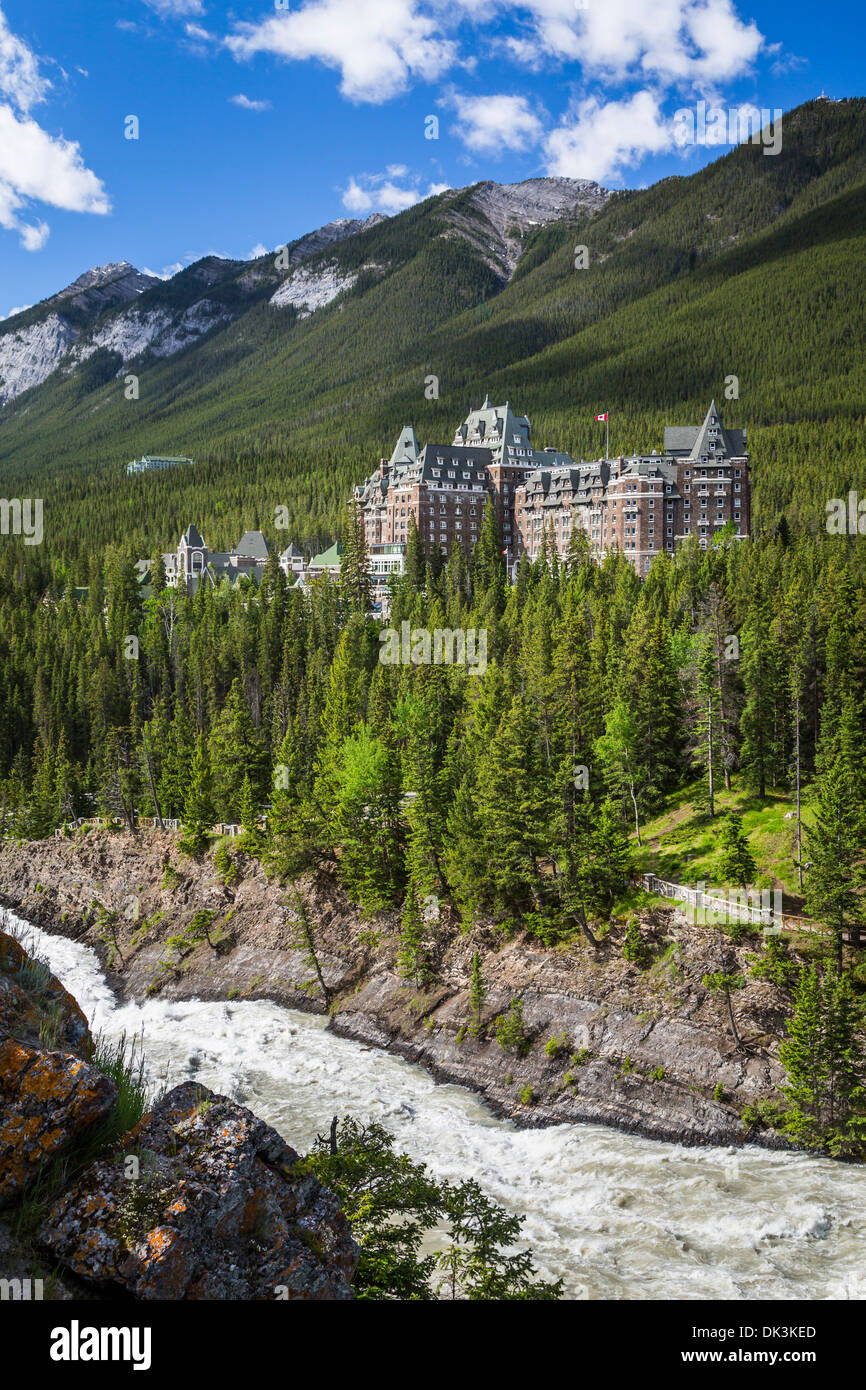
<box><xmin>50</xmin><ymin>261</ymin><xmax>159</xmax><ymax>310</ymax></box>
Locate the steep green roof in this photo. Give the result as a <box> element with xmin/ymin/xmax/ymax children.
<box><xmin>309</xmin><ymin>542</ymin><xmax>341</xmax><ymax>569</ymax></box>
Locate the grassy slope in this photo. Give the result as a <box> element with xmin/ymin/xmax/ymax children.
<box><xmin>629</xmin><ymin>774</ymin><xmax>820</xmax><ymax>910</ymax></box>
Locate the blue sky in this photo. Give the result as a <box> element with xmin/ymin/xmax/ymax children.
<box><xmin>0</xmin><ymin>0</ymin><xmax>861</xmax><ymax>318</ymax></box>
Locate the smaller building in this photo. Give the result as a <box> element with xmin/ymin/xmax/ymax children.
<box><xmin>279</xmin><ymin>542</ymin><xmax>306</xmax><ymax>578</ymax></box>
<box><xmin>307</xmin><ymin>542</ymin><xmax>342</xmax><ymax>579</ymax></box>
<box><xmin>158</xmin><ymin>523</ymin><xmax>271</xmax><ymax>594</ymax></box>
<box><xmin>126</xmin><ymin>454</ymin><xmax>194</xmax><ymax>476</ymax></box>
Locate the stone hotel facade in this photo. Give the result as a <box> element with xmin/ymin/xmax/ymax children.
<box><xmin>355</xmin><ymin>399</ymin><xmax>750</xmax><ymax>577</ymax></box>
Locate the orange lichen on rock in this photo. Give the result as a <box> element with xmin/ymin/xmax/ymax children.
<box><xmin>0</xmin><ymin>1039</ymin><xmax>117</xmax><ymax>1204</ymax></box>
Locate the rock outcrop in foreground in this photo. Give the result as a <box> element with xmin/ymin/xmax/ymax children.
<box><xmin>0</xmin><ymin>924</ymin><xmax>359</xmax><ymax>1300</ymax></box>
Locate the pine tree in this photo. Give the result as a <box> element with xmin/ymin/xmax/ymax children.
<box><xmin>803</xmin><ymin>756</ymin><xmax>866</xmax><ymax>969</ymax></box>
<box><xmin>715</xmin><ymin>812</ymin><xmax>756</xmax><ymax>892</ymax></box>
<box><xmin>398</xmin><ymin>877</ymin><xmax>428</xmax><ymax>985</ymax></box>
<box><xmin>405</xmin><ymin>514</ymin><xmax>426</xmax><ymax>592</ymax></box>
<box><xmin>333</xmin><ymin>725</ymin><xmax>403</xmax><ymax>913</ymax></box>
<box><xmin>179</xmin><ymin>736</ymin><xmax>215</xmax><ymax>856</ymax></box>
<box><xmin>780</xmin><ymin>967</ymin><xmax>826</xmax><ymax>1137</ymax></box>
<box><xmin>340</xmin><ymin>499</ymin><xmax>371</xmax><ymax>616</ymax></box>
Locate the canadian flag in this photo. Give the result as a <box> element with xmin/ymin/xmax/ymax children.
<box><xmin>595</xmin><ymin>412</ymin><xmax>608</xmax><ymax>422</ymax></box>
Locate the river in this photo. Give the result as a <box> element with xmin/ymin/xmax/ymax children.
<box><xmin>10</xmin><ymin>913</ymin><xmax>866</xmax><ymax>1301</ymax></box>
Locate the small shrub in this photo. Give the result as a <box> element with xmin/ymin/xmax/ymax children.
<box><xmin>713</xmin><ymin>1082</ymin><xmax>726</xmax><ymax>1102</ymax></box>
<box><xmin>544</xmin><ymin>1031</ymin><xmax>570</xmax><ymax>1060</ymax></box>
<box><xmin>214</xmin><ymin>841</ymin><xmax>238</xmax><ymax>885</ymax></box>
<box><xmin>495</xmin><ymin>998</ymin><xmax>530</xmax><ymax>1056</ymax></box>
<box><xmin>518</xmin><ymin>1085</ymin><xmax>533</xmax><ymax>1106</ymax></box>
<box><xmin>740</xmin><ymin>1098</ymin><xmax>787</xmax><ymax>1134</ymax></box>
<box><xmin>746</xmin><ymin>935</ymin><xmax>799</xmax><ymax>988</ymax></box>
<box><xmin>650</xmin><ymin>1066</ymin><xmax>665</xmax><ymax>1081</ymax></box>
<box><xmin>622</xmin><ymin>917</ymin><xmax>651</xmax><ymax>969</ymax></box>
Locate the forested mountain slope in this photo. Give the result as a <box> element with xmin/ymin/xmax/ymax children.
<box><xmin>0</xmin><ymin>97</ymin><xmax>863</xmax><ymax>566</ymax></box>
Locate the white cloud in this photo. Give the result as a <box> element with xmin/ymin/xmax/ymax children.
<box><xmin>498</xmin><ymin>0</ymin><xmax>763</xmax><ymax>90</ymax></box>
<box><xmin>0</xmin><ymin>4</ymin><xmax>49</xmax><ymax>112</ymax></box>
<box><xmin>0</xmin><ymin>8</ymin><xmax>109</xmax><ymax>248</ymax></box>
<box><xmin>443</xmin><ymin>90</ymin><xmax>545</xmax><ymax>155</ymax></box>
<box><xmin>342</xmin><ymin>170</ymin><xmax>448</xmax><ymax>215</ymax></box>
<box><xmin>220</xmin><ymin>0</ymin><xmax>764</xmax><ymax>106</ymax></box>
<box><xmin>184</xmin><ymin>22</ymin><xmax>215</xmax><ymax>44</ymax></box>
<box><xmin>143</xmin><ymin>0</ymin><xmax>205</xmax><ymax>16</ymax></box>
<box><xmin>545</xmin><ymin>91</ymin><xmax>673</xmax><ymax>183</ymax></box>
<box><xmin>19</xmin><ymin>219</ymin><xmax>49</xmax><ymax>251</ymax></box>
<box><xmin>1</xmin><ymin>302</ymin><xmax>30</xmax><ymax>319</ymax></box>
<box><xmin>0</xmin><ymin>105</ymin><xmax>110</xmax><ymax>215</ymax></box>
<box><xmin>249</xmin><ymin>242</ymin><xmax>268</xmax><ymax>258</ymax></box>
<box><xmin>226</xmin><ymin>0</ymin><xmax>458</xmax><ymax>104</ymax></box>
<box><xmin>229</xmin><ymin>93</ymin><xmax>272</xmax><ymax>111</ymax></box>
<box><xmin>142</xmin><ymin>261</ymin><xmax>184</xmax><ymax>279</ymax></box>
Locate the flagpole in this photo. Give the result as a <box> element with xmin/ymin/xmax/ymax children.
<box><xmin>606</xmin><ymin>415</ymin><xmax>609</xmax><ymax>461</ymax></box>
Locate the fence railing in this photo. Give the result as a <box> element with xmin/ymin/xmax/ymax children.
<box><xmin>641</xmin><ymin>873</ymin><xmax>778</xmax><ymax>927</ymax></box>
<box><xmin>54</xmin><ymin>815</ymin><xmax>252</xmax><ymax>839</ymax></box>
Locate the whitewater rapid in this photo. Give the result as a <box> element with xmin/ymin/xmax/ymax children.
<box><xmin>9</xmin><ymin>914</ymin><xmax>866</xmax><ymax>1300</ymax></box>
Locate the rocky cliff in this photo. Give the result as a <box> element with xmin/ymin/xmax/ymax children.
<box><xmin>449</xmin><ymin>177</ymin><xmax>611</xmax><ymax>277</ymax></box>
<box><xmin>0</xmin><ymin>831</ymin><xmax>793</xmax><ymax>1152</ymax></box>
<box><xmin>0</xmin><ymin>919</ymin><xmax>359</xmax><ymax>1300</ymax></box>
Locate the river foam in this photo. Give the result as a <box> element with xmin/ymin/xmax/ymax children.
<box><xmin>9</xmin><ymin>912</ymin><xmax>866</xmax><ymax>1301</ymax></box>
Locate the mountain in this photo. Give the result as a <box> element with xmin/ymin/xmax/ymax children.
<box><xmin>0</xmin><ymin>98</ymin><xmax>863</xmax><ymax>564</ymax></box>
<box><xmin>0</xmin><ymin>262</ymin><xmax>160</xmax><ymax>407</ymax></box>
<box><xmin>0</xmin><ymin>181</ymin><xmax>607</xmax><ymax>409</ymax></box>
